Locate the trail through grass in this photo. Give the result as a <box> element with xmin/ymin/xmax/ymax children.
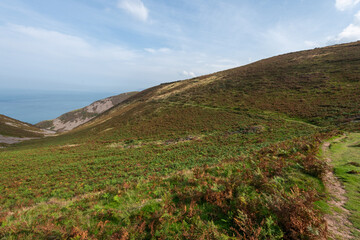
<box><xmin>326</xmin><ymin>133</ymin><xmax>360</xmax><ymax>238</ymax></box>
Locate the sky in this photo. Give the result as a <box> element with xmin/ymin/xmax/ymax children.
<box><xmin>0</xmin><ymin>0</ymin><xmax>360</xmax><ymax>93</ymax></box>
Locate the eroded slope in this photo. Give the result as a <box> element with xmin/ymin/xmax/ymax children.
<box><xmin>36</xmin><ymin>91</ymin><xmax>138</xmax><ymax>132</ymax></box>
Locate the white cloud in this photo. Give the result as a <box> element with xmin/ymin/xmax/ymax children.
<box><xmin>336</xmin><ymin>23</ymin><xmax>360</xmax><ymax>41</ymax></box>
<box><xmin>335</xmin><ymin>0</ymin><xmax>360</xmax><ymax>11</ymax></box>
<box><xmin>118</xmin><ymin>0</ymin><xmax>149</xmax><ymax>22</ymax></box>
<box><xmin>331</xmin><ymin>10</ymin><xmax>360</xmax><ymax>43</ymax></box>
<box><xmin>182</xmin><ymin>71</ymin><xmax>196</xmax><ymax>78</ymax></box>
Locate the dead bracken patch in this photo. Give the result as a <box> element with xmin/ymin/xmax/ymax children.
<box><xmin>151</xmin><ymin>76</ymin><xmax>219</xmax><ymax>101</ymax></box>
<box><xmin>162</xmin><ymin>135</ymin><xmax>202</xmax><ymax>145</ymax></box>
<box><xmin>108</xmin><ymin>135</ymin><xmax>203</xmax><ymax>149</ymax></box>
<box><xmin>5</xmin><ymin>191</ymin><xmax>104</xmax><ymax>219</ymax></box>
<box><xmin>58</xmin><ymin>144</ymin><xmax>82</xmax><ymax>149</ymax></box>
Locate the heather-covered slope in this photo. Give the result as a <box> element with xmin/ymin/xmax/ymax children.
<box><xmin>72</xmin><ymin>41</ymin><xmax>360</xmax><ymax>140</ymax></box>
<box><xmin>36</xmin><ymin>91</ymin><xmax>138</xmax><ymax>132</ymax></box>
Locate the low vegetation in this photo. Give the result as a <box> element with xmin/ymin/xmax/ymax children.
<box><xmin>0</xmin><ymin>41</ymin><xmax>359</xmax><ymax>239</ymax></box>
<box><xmin>0</xmin><ymin>127</ymin><xmax>336</xmax><ymax>239</ymax></box>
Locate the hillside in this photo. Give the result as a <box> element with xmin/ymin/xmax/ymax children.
<box><xmin>36</xmin><ymin>91</ymin><xmax>138</xmax><ymax>132</ymax></box>
<box><xmin>0</xmin><ymin>42</ymin><xmax>359</xmax><ymax>239</ymax></box>
<box><xmin>72</xmin><ymin>41</ymin><xmax>360</xmax><ymax>139</ymax></box>
<box><xmin>0</xmin><ymin>114</ymin><xmax>49</xmax><ymax>146</ymax></box>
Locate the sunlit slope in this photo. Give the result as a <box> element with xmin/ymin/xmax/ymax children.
<box><xmin>0</xmin><ymin>114</ymin><xmax>45</xmax><ymax>138</ymax></box>
<box><xmin>184</xmin><ymin>41</ymin><xmax>360</xmax><ymax>128</ymax></box>
<box><xmin>71</xmin><ymin>41</ymin><xmax>360</xmax><ymax>141</ymax></box>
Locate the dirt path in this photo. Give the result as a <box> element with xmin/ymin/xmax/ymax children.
<box><xmin>322</xmin><ymin>136</ymin><xmax>353</xmax><ymax>240</ymax></box>
<box><xmin>0</xmin><ymin>134</ymin><xmax>39</xmax><ymax>144</ymax></box>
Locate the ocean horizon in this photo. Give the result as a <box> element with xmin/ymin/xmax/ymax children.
<box><xmin>0</xmin><ymin>89</ymin><xmax>124</xmax><ymax>124</ymax></box>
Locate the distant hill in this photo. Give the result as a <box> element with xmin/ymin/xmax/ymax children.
<box><xmin>36</xmin><ymin>91</ymin><xmax>138</xmax><ymax>132</ymax></box>
<box><xmin>0</xmin><ymin>114</ymin><xmax>46</xmax><ymax>138</ymax></box>
<box><xmin>0</xmin><ymin>114</ymin><xmax>49</xmax><ymax>145</ymax></box>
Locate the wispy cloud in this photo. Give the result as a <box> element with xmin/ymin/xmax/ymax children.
<box><xmin>335</xmin><ymin>0</ymin><xmax>360</xmax><ymax>11</ymax></box>
<box><xmin>144</xmin><ymin>48</ymin><xmax>171</xmax><ymax>54</ymax></box>
<box><xmin>304</xmin><ymin>41</ymin><xmax>320</xmax><ymax>48</ymax></box>
<box><xmin>0</xmin><ymin>23</ymin><xmax>239</xmax><ymax>91</ymax></box>
<box><xmin>182</xmin><ymin>70</ymin><xmax>196</xmax><ymax>78</ymax></box>
<box><xmin>356</xmin><ymin>10</ymin><xmax>360</xmax><ymax>20</ymax></box>
<box><xmin>117</xmin><ymin>0</ymin><xmax>149</xmax><ymax>22</ymax></box>
<box><xmin>0</xmin><ymin>24</ymin><xmax>138</xmax><ymax>90</ymax></box>
<box><xmin>262</xmin><ymin>25</ymin><xmax>309</xmax><ymax>54</ymax></box>
<box><xmin>5</xmin><ymin>24</ymin><xmax>136</xmax><ymax>60</ymax></box>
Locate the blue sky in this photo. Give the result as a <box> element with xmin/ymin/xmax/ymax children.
<box><xmin>0</xmin><ymin>0</ymin><xmax>360</xmax><ymax>93</ymax></box>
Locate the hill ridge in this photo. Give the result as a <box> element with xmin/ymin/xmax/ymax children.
<box><xmin>0</xmin><ymin>114</ymin><xmax>50</xmax><ymax>145</ymax></box>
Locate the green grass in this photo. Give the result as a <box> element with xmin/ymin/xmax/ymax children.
<box><xmin>327</xmin><ymin>133</ymin><xmax>360</xmax><ymax>237</ymax></box>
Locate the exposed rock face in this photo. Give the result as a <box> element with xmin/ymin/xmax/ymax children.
<box><xmin>36</xmin><ymin>91</ymin><xmax>138</xmax><ymax>132</ymax></box>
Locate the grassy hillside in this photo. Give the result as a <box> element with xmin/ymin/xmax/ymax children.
<box><xmin>166</xmin><ymin>42</ymin><xmax>360</xmax><ymax>128</ymax></box>
<box><xmin>0</xmin><ymin>114</ymin><xmax>45</xmax><ymax>138</ymax></box>
<box><xmin>0</xmin><ymin>42</ymin><xmax>359</xmax><ymax>239</ymax></box>
<box><xmin>67</xmin><ymin>41</ymin><xmax>359</xmax><ymax>141</ymax></box>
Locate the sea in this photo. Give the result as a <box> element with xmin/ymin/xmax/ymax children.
<box><xmin>0</xmin><ymin>89</ymin><xmax>122</xmax><ymax>124</ymax></box>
